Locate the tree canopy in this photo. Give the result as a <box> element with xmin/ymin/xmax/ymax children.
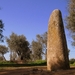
<box><xmin>6</xmin><ymin>32</ymin><xmax>31</xmax><ymax>61</ymax></box>
<box><xmin>31</xmin><ymin>32</ymin><xmax>47</xmax><ymax>60</ymax></box>
<box><xmin>0</xmin><ymin>45</ymin><xmax>8</xmax><ymax>61</ymax></box>
<box><xmin>31</xmin><ymin>40</ymin><xmax>42</xmax><ymax>60</ymax></box>
<box><xmin>66</xmin><ymin>0</ymin><xmax>75</xmax><ymax>46</ymax></box>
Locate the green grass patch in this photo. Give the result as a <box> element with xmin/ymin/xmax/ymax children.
<box><xmin>0</xmin><ymin>60</ymin><xmax>47</xmax><ymax>67</ymax></box>
<box><xmin>28</xmin><ymin>60</ymin><xmax>46</xmax><ymax>65</ymax></box>
<box><xmin>0</xmin><ymin>60</ymin><xmax>75</xmax><ymax>67</ymax></box>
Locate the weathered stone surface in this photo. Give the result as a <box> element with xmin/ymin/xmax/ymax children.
<box><xmin>47</xmin><ymin>9</ymin><xmax>70</xmax><ymax>71</ymax></box>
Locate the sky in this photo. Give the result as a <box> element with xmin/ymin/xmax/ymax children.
<box><xmin>0</xmin><ymin>0</ymin><xmax>75</xmax><ymax>60</ymax></box>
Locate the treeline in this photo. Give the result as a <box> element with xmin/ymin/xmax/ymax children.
<box><xmin>0</xmin><ymin>21</ymin><xmax>47</xmax><ymax>62</ymax></box>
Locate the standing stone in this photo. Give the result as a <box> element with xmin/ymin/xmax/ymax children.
<box><xmin>47</xmin><ymin>9</ymin><xmax>70</xmax><ymax>71</ymax></box>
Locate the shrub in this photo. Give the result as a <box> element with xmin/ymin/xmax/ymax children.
<box><xmin>28</xmin><ymin>60</ymin><xmax>47</xmax><ymax>66</ymax></box>
<box><xmin>69</xmin><ymin>58</ymin><xmax>75</xmax><ymax>64</ymax></box>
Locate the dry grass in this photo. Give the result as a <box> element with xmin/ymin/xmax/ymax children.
<box><xmin>0</xmin><ymin>66</ymin><xmax>75</xmax><ymax>75</ymax></box>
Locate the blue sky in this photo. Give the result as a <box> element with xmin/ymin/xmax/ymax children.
<box><xmin>0</xmin><ymin>0</ymin><xmax>75</xmax><ymax>60</ymax></box>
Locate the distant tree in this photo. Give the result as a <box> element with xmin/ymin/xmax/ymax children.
<box><xmin>31</xmin><ymin>40</ymin><xmax>42</xmax><ymax>60</ymax></box>
<box><xmin>0</xmin><ymin>20</ymin><xmax>4</xmax><ymax>42</ymax></box>
<box><xmin>36</xmin><ymin>32</ymin><xmax>47</xmax><ymax>60</ymax></box>
<box><xmin>0</xmin><ymin>45</ymin><xmax>8</xmax><ymax>61</ymax></box>
<box><xmin>6</xmin><ymin>32</ymin><xmax>31</xmax><ymax>61</ymax></box>
<box><xmin>66</xmin><ymin>0</ymin><xmax>75</xmax><ymax>46</ymax></box>
<box><xmin>31</xmin><ymin>32</ymin><xmax>47</xmax><ymax>60</ymax></box>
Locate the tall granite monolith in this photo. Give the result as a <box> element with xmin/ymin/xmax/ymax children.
<box><xmin>47</xmin><ymin>9</ymin><xmax>70</xmax><ymax>71</ymax></box>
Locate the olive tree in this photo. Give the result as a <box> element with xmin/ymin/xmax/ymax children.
<box><xmin>6</xmin><ymin>32</ymin><xmax>31</xmax><ymax>61</ymax></box>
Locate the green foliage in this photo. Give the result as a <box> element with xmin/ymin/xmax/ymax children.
<box><xmin>28</xmin><ymin>60</ymin><xmax>47</xmax><ymax>65</ymax></box>
<box><xmin>0</xmin><ymin>45</ymin><xmax>8</xmax><ymax>55</ymax></box>
<box><xmin>0</xmin><ymin>20</ymin><xmax>4</xmax><ymax>42</ymax></box>
<box><xmin>1</xmin><ymin>59</ymin><xmax>75</xmax><ymax>67</ymax></box>
<box><xmin>31</xmin><ymin>32</ymin><xmax>47</xmax><ymax>60</ymax></box>
<box><xmin>70</xmin><ymin>62</ymin><xmax>75</xmax><ymax>66</ymax></box>
<box><xmin>66</xmin><ymin>0</ymin><xmax>75</xmax><ymax>46</ymax></box>
<box><xmin>0</xmin><ymin>61</ymin><xmax>16</xmax><ymax>64</ymax></box>
<box><xmin>66</xmin><ymin>0</ymin><xmax>75</xmax><ymax>32</ymax></box>
<box><xmin>36</xmin><ymin>32</ymin><xmax>47</xmax><ymax>60</ymax></box>
<box><xmin>31</xmin><ymin>40</ymin><xmax>42</xmax><ymax>60</ymax></box>
<box><xmin>69</xmin><ymin>58</ymin><xmax>75</xmax><ymax>64</ymax></box>
<box><xmin>0</xmin><ymin>45</ymin><xmax>8</xmax><ymax>61</ymax></box>
<box><xmin>0</xmin><ymin>60</ymin><xmax>47</xmax><ymax>67</ymax></box>
<box><xmin>6</xmin><ymin>32</ymin><xmax>31</xmax><ymax>61</ymax></box>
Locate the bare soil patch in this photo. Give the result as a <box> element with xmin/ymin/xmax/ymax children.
<box><xmin>0</xmin><ymin>66</ymin><xmax>75</xmax><ymax>75</ymax></box>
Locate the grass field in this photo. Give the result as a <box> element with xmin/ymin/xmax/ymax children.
<box><xmin>0</xmin><ymin>60</ymin><xmax>75</xmax><ymax>67</ymax></box>
<box><xmin>0</xmin><ymin>60</ymin><xmax>47</xmax><ymax>67</ymax></box>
